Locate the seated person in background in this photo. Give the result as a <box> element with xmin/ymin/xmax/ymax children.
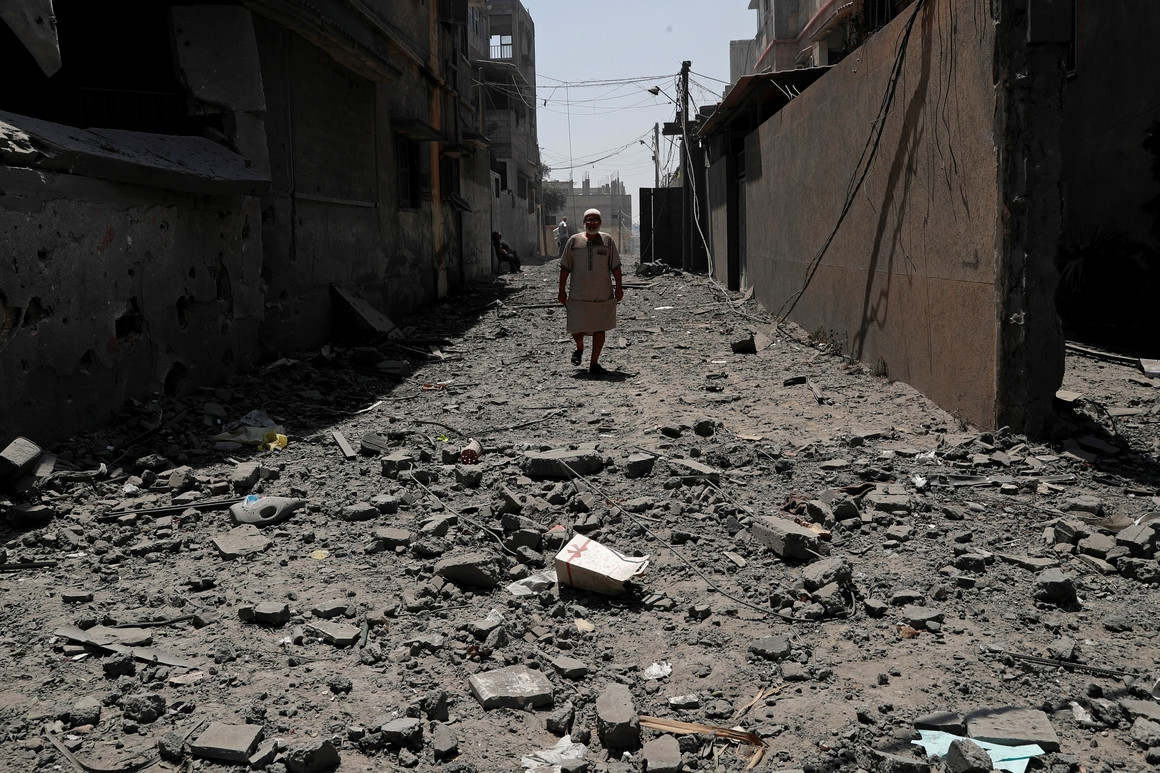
<box><xmin>491</xmin><ymin>231</ymin><xmax>521</xmax><ymax>272</ymax></box>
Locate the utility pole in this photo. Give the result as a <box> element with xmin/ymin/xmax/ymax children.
<box><xmin>653</xmin><ymin>122</ymin><xmax>660</xmax><ymax>189</ymax></box>
<box><xmin>679</xmin><ymin>60</ymin><xmax>691</xmax><ymax>272</ymax></box>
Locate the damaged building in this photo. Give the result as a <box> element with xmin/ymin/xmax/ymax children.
<box><xmin>0</xmin><ymin>0</ymin><xmax>542</xmax><ymax>445</ymax></box>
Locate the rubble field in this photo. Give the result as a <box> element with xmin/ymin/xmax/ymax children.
<box><xmin>2</xmin><ymin>255</ymin><xmax>1159</xmax><ymax>773</ymax></box>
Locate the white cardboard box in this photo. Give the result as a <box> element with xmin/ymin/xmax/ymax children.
<box><xmin>554</xmin><ymin>535</ymin><xmax>649</xmax><ymax>595</ymax></box>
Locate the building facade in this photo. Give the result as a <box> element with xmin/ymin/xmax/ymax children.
<box><xmin>0</xmin><ymin>0</ymin><xmax>542</xmax><ymax>445</ymax></box>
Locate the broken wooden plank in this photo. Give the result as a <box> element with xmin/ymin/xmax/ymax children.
<box><xmin>331</xmin><ymin>286</ymin><xmax>404</xmax><ymax>338</ymax></box>
<box><xmin>332</xmin><ymin>431</ymin><xmax>357</xmax><ymax>460</ymax></box>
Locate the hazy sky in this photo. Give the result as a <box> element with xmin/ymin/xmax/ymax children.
<box><xmin>519</xmin><ymin>0</ymin><xmax>758</xmax><ymax>226</ymax></box>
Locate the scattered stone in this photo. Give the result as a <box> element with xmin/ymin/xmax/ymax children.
<box><xmin>855</xmin><ymin>746</ymin><xmax>929</xmax><ymax>772</ymax></box>
<box><xmin>283</xmin><ymin>739</ymin><xmax>341</xmax><ymax>773</ymax></box>
<box><xmin>623</xmin><ymin>453</ymin><xmax>657</xmax><ymax>479</ymax></box>
<box><xmin>751</xmin><ymin>517</ymin><xmax>827</xmax><ymax>560</ymax></box>
<box><xmin>748</xmin><ymin>635</ymin><xmax>791</xmax><ymax>661</ymax></box>
<box><xmin>596</xmin><ymin>683</ymin><xmax>640</xmax><ymax>749</ymax></box>
<box><xmin>378</xmin><ymin>717</ymin><xmax>422</xmax><ymax>747</ymax></box>
<box><xmin>468</xmin><ymin>665</ymin><xmax>553</xmax><ymax>709</ymax></box>
<box><xmin>190</xmin><ymin>722</ymin><xmax>264</xmax><ymax>763</ymax></box>
<box><xmin>801</xmin><ymin>556</ymin><xmax>851</xmax><ymax>591</ymax></box>
<box><xmin>432</xmin><ymin>723</ymin><xmax>458</xmax><ymax>759</ymax></box>
<box><xmin>340</xmin><ymin>502</ymin><xmax>379</xmax><ymax>522</ymax></box>
<box><xmin>546</xmin><ymin>700</ymin><xmax>575</xmax><ymax>735</ymax></box>
<box><xmin>1034</xmin><ymin>568</ymin><xmax>1078</xmax><ymax>606</ymax></box>
<box><xmin>642</xmin><ymin>734</ymin><xmax>682</xmax><ymax>773</ymax></box>
<box><xmin>212</xmin><ymin>525</ymin><xmax>272</xmax><ymax>560</ymax></box>
<box><xmin>306</xmin><ymin>620</ymin><xmax>361</xmax><ymax>646</ymax></box>
<box><xmin>551</xmin><ymin>655</ymin><xmax>589</xmax><ymax>680</ymax></box>
<box><xmin>521</xmin><ymin>445</ymin><xmax>604</xmax><ymax>478</ymax></box>
<box><xmin>945</xmin><ymin>737</ymin><xmax>992</xmax><ymax>773</ymax></box>
<box><xmin>435</xmin><ymin>552</ymin><xmax>503</xmax><ymax>589</ymax></box>
<box><xmin>121</xmin><ymin>693</ymin><xmax>166</xmax><ymax>724</ymax></box>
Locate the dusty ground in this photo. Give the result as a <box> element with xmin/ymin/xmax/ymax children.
<box><xmin>1</xmin><ymin>252</ymin><xmax>1159</xmax><ymax>773</ymax></box>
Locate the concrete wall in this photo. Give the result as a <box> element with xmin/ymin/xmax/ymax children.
<box><xmin>743</xmin><ymin>0</ymin><xmax>1064</xmax><ymax>431</ymax></box>
<box><xmin>0</xmin><ymin>168</ymin><xmax>264</xmax><ymax>441</ymax></box>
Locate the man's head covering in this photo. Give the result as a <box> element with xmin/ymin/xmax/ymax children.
<box><xmin>583</xmin><ymin>208</ymin><xmax>601</xmax><ymax>219</ymax></box>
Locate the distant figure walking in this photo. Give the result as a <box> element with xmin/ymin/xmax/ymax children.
<box><xmin>556</xmin><ymin>217</ymin><xmax>569</xmax><ymax>254</ymax></box>
<box><xmin>557</xmin><ymin>208</ymin><xmax>623</xmax><ymax>375</ymax></box>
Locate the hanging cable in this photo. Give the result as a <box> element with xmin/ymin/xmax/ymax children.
<box><xmin>774</xmin><ymin>0</ymin><xmax>928</xmax><ymax>323</ymax></box>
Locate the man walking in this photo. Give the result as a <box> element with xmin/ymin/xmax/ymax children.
<box><xmin>556</xmin><ymin>216</ymin><xmax>569</xmax><ymax>254</ymax></box>
<box><xmin>557</xmin><ymin>209</ymin><xmax>623</xmax><ymax>375</ymax></box>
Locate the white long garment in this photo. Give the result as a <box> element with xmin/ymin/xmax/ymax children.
<box><xmin>560</xmin><ymin>232</ymin><xmax>620</xmax><ymax>333</ymax></box>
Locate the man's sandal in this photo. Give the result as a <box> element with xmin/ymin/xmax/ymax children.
<box><xmin>589</xmin><ymin>362</ymin><xmax>607</xmax><ymax>375</ymax></box>
<box><xmin>571</xmin><ymin>350</ymin><xmax>583</xmax><ymax>366</ymax></box>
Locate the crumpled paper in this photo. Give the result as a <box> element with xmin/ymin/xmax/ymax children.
<box><xmin>521</xmin><ymin>735</ymin><xmax>587</xmax><ymax>772</ymax></box>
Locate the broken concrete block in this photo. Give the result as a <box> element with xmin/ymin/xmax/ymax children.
<box><xmin>212</xmin><ymin>525</ymin><xmax>272</xmax><ymax>559</ymax></box>
<box><xmin>435</xmin><ymin>552</ymin><xmax>502</xmax><ymax>589</ymax></box>
<box><xmin>966</xmin><ymin>707</ymin><xmax>1060</xmax><ymax>752</ymax></box>
<box><xmin>380</xmin><ymin>450</ymin><xmax>416</xmax><ymax>477</ymax></box>
<box><xmin>0</xmin><ymin>436</ymin><xmax>41</xmax><ymax>486</ymax></box>
<box><xmin>70</xmin><ymin>696</ymin><xmax>102</xmax><ymax>727</ymax></box>
<box><xmin>229</xmin><ymin>461</ymin><xmax>261</xmax><ymax>492</ymax></box>
<box><xmin>283</xmin><ymin>738</ymin><xmax>341</xmax><ymax>773</ymax></box>
<box><xmin>665</xmin><ymin>457</ymin><xmax>721</xmax><ymax>484</ymax></box>
<box><xmin>190</xmin><ymin>721</ymin><xmax>264</xmax><ymax>763</ymax></box>
<box><xmin>306</xmin><ymin>620</ymin><xmax>361</xmax><ymax>647</ymax></box>
<box><xmin>748</xmin><ymin>635</ymin><xmax>791</xmax><ymax>661</ymax></box>
<box><xmin>468</xmin><ymin>665</ymin><xmax>553</xmax><ymax>709</ymax></box>
<box><xmin>1131</xmin><ymin>717</ymin><xmax>1160</xmax><ymax>747</ymax></box>
<box><xmin>1077</xmin><ymin>532</ymin><xmax>1116</xmax><ymax>558</ymax></box>
<box><xmin>431</xmin><ymin>723</ymin><xmax>458</xmax><ymax>759</ymax></box>
<box><xmin>642</xmin><ymin>734</ymin><xmax>682</xmax><ymax>773</ymax></box>
<box><xmin>121</xmin><ymin>693</ymin><xmax>166</xmax><ymax>724</ymax></box>
<box><xmin>1033</xmin><ymin>568</ymin><xmax>1077</xmax><ymax>606</ymax></box>
<box><xmin>253</xmin><ymin>601</ymin><xmax>291</xmax><ymax>626</ymax></box>
<box><xmin>945</xmin><ymin>738</ymin><xmax>992</xmax><ymax>773</ymax></box>
<box><xmin>311</xmin><ymin>599</ymin><xmax>350</xmax><ymax>619</ymax></box>
<box><xmin>914</xmin><ymin>711</ymin><xmax>966</xmax><ymax>735</ymax></box>
<box><xmin>521</xmin><ymin>446</ymin><xmax>604</xmax><ymax>478</ymax></box>
<box><xmin>370</xmin><ymin>494</ymin><xmax>399</xmax><ymax>514</ymax></box>
<box><xmin>551</xmin><ymin>655</ymin><xmax>589</xmax><ymax>680</ymax></box>
<box><xmin>1116</xmin><ymin>522</ymin><xmax>1159</xmax><ymax>558</ymax></box>
<box><xmin>624</xmin><ymin>452</ymin><xmax>657</xmax><ymax>479</ymax></box>
<box><xmin>373</xmin><ymin>526</ymin><xmax>411</xmax><ymax>549</ymax></box>
<box><xmin>340</xmin><ymin>502</ymin><xmax>379</xmax><ymax>522</ymax></box>
<box><xmin>801</xmin><ymin>556</ymin><xmax>851</xmax><ymax>591</ymax></box>
<box><xmin>901</xmin><ymin>605</ymin><xmax>944</xmax><ymax>629</ymax></box>
<box><xmin>750</xmin><ymin>516</ymin><xmax>827</xmax><ymax>560</ymax></box>
<box><xmin>378</xmin><ymin>717</ymin><xmax>422</xmax><ymax>747</ymax></box>
<box><xmin>596</xmin><ymin>683</ymin><xmax>640</xmax><ymax>749</ymax></box>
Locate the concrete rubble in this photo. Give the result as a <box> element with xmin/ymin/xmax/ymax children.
<box><xmin>0</xmin><ymin>263</ymin><xmax>1158</xmax><ymax>772</ymax></box>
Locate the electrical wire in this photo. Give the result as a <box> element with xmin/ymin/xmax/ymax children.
<box><xmin>773</xmin><ymin>0</ymin><xmax>928</xmax><ymax>324</ymax></box>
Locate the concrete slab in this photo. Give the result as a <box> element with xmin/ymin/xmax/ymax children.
<box><xmin>468</xmin><ymin>665</ymin><xmax>553</xmax><ymax>709</ymax></box>
<box><xmin>190</xmin><ymin>721</ymin><xmax>263</xmax><ymax>763</ymax></box>
<box><xmin>751</xmin><ymin>516</ymin><xmax>827</xmax><ymax>560</ymax></box>
<box><xmin>966</xmin><ymin>707</ymin><xmax>1060</xmax><ymax>752</ymax></box>
<box><xmin>212</xmin><ymin>524</ymin><xmax>271</xmax><ymax>559</ymax></box>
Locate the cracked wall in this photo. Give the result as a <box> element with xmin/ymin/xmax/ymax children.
<box><xmin>0</xmin><ymin>169</ymin><xmax>264</xmax><ymax>444</ymax></box>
